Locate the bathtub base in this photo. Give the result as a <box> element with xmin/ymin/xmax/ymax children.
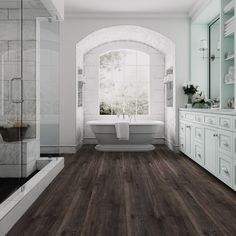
<box><xmin>95</xmin><ymin>144</ymin><xmax>155</xmax><ymax>152</ymax></box>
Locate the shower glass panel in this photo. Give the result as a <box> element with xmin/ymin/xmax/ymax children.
<box><xmin>39</xmin><ymin>19</ymin><xmax>60</xmax><ymax>156</ymax></box>
<box><xmin>0</xmin><ymin>0</ymin><xmax>23</xmax><ymax>202</ymax></box>
<box><xmin>0</xmin><ymin>0</ymin><xmax>51</xmax><ymax>204</ymax></box>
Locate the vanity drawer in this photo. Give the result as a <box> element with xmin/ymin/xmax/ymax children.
<box><xmin>195</xmin><ymin>114</ymin><xmax>204</xmax><ymax>123</ymax></box>
<box><xmin>218</xmin><ymin>154</ymin><xmax>233</xmax><ymax>187</ymax></box>
<box><xmin>204</xmin><ymin>115</ymin><xmax>217</xmax><ymax>126</ymax></box>
<box><xmin>184</xmin><ymin>112</ymin><xmax>195</xmax><ymax>121</ymax></box>
<box><xmin>194</xmin><ymin>126</ymin><xmax>204</xmax><ymax>143</ymax></box>
<box><xmin>194</xmin><ymin>142</ymin><xmax>204</xmax><ymax>166</ymax></box>
<box><xmin>219</xmin><ymin>116</ymin><xmax>232</xmax><ymax>131</ymax></box>
<box><xmin>218</xmin><ymin>130</ymin><xmax>233</xmax><ymax>157</ymax></box>
<box><xmin>179</xmin><ymin>123</ymin><xmax>185</xmax><ymax>137</ymax></box>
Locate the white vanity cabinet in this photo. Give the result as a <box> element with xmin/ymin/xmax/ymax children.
<box><xmin>179</xmin><ymin>109</ymin><xmax>236</xmax><ymax>191</ymax></box>
<box><xmin>204</xmin><ymin>127</ymin><xmax>218</xmax><ymax>176</ymax></box>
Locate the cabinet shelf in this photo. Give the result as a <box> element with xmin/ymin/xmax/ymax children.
<box><xmin>224</xmin><ymin>1</ymin><xmax>234</xmax><ymax>15</ymax></box>
<box><xmin>225</xmin><ymin>55</ymin><xmax>235</xmax><ymax>61</ymax></box>
<box><xmin>224</xmin><ymin>31</ymin><xmax>234</xmax><ymax>38</ymax></box>
<box><xmin>224</xmin><ymin>81</ymin><xmax>235</xmax><ymax>85</ymax></box>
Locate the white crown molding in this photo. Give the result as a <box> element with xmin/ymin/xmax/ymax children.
<box><xmin>189</xmin><ymin>0</ymin><xmax>212</xmax><ymax>21</ymax></box>
<box><xmin>65</xmin><ymin>12</ymin><xmax>189</xmax><ymax>19</ymax></box>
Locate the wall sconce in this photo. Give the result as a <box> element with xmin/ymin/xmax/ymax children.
<box><xmin>199</xmin><ymin>39</ymin><xmax>220</xmax><ymax>61</ymax></box>
<box><xmin>199</xmin><ymin>39</ymin><xmax>208</xmax><ymax>59</ymax></box>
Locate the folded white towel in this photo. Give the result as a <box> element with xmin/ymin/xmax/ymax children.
<box><xmin>115</xmin><ymin>121</ymin><xmax>129</xmax><ymax>140</ymax></box>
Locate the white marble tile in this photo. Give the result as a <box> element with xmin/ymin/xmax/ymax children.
<box><xmin>9</xmin><ymin>9</ymin><xmax>49</xmax><ymax>20</ymax></box>
<box><xmin>0</xmin><ymin>80</ymin><xmax>10</xmax><ymax>100</ymax></box>
<box><xmin>0</xmin><ymin>162</ymin><xmax>36</xmax><ymax>178</ymax></box>
<box><xmin>9</xmin><ymin>40</ymin><xmax>36</xmax><ymax>62</ymax></box>
<box><xmin>0</xmin><ymin>62</ymin><xmax>20</xmax><ymax>80</ymax></box>
<box><xmin>23</xmin><ymin>80</ymin><xmax>36</xmax><ymax>100</ymax></box>
<box><xmin>0</xmin><ymin>21</ymin><xmax>19</xmax><ymax>41</ymax></box>
<box><xmin>0</xmin><ymin>41</ymin><xmax>9</xmax><ymax>61</ymax></box>
<box><xmin>23</xmin><ymin>21</ymin><xmax>36</xmax><ymax>41</ymax></box>
<box><xmin>0</xmin><ymin>9</ymin><xmax>8</xmax><ymax>20</ymax></box>
<box><xmin>23</xmin><ymin>62</ymin><xmax>36</xmax><ymax>80</ymax></box>
<box><xmin>0</xmin><ymin>139</ymin><xmax>39</xmax><ymax>165</ymax></box>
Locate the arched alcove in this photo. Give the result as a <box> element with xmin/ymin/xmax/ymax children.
<box><xmin>75</xmin><ymin>25</ymin><xmax>177</xmax><ymax>150</ymax></box>
<box><xmin>76</xmin><ymin>25</ymin><xmax>175</xmax><ymax>70</ymax></box>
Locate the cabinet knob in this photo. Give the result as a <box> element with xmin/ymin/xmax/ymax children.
<box><xmin>208</xmin><ymin>119</ymin><xmax>213</xmax><ymax>124</ymax></box>
<box><xmin>223</xmin><ymin>142</ymin><xmax>229</xmax><ymax>147</ymax></box>
<box><xmin>223</xmin><ymin>122</ymin><xmax>229</xmax><ymax>127</ymax></box>
<box><xmin>222</xmin><ymin>167</ymin><xmax>229</xmax><ymax>175</ymax></box>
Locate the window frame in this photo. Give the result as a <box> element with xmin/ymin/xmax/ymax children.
<box><xmin>98</xmin><ymin>48</ymin><xmax>151</xmax><ymax>116</ymax></box>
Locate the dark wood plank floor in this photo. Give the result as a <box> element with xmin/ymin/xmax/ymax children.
<box><xmin>7</xmin><ymin>145</ymin><xmax>236</xmax><ymax>236</ymax></box>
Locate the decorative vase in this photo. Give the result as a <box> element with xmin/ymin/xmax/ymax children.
<box><xmin>187</xmin><ymin>94</ymin><xmax>193</xmax><ymax>104</ymax></box>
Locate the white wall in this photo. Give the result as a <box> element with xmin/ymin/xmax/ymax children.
<box><xmin>83</xmin><ymin>41</ymin><xmax>165</xmax><ymax>143</ymax></box>
<box><xmin>60</xmin><ymin>16</ymin><xmax>190</xmax><ymax>152</ymax></box>
<box><xmin>191</xmin><ymin>24</ymin><xmax>208</xmax><ymax>93</ymax></box>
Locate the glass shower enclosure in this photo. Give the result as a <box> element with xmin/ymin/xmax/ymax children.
<box><xmin>0</xmin><ymin>0</ymin><xmax>57</xmax><ymax>203</ymax></box>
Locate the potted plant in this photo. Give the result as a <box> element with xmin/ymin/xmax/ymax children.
<box><xmin>182</xmin><ymin>82</ymin><xmax>198</xmax><ymax>104</ymax></box>
<box><xmin>192</xmin><ymin>91</ymin><xmax>212</xmax><ymax>109</ymax></box>
<box><xmin>0</xmin><ymin>122</ymin><xmax>29</xmax><ymax>142</ymax></box>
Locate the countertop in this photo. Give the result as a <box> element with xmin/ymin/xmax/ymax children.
<box><xmin>179</xmin><ymin>108</ymin><xmax>236</xmax><ymax>116</ymax></box>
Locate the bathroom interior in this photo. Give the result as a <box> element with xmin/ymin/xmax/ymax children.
<box><xmin>0</xmin><ymin>0</ymin><xmax>236</xmax><ymax>235</ymax></box>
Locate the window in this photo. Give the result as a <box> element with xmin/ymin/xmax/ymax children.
<box><xmin>99</xmin><ymin>49</ymin><xmax>150</xmax><ymax>115</ymax></box>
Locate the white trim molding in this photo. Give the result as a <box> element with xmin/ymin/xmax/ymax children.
<box><xmin>65</xmin><ymin>12</ymin><xmax>189</xmax><ymax>19</ymax></box>
<box><xmin>189</xmin><ymin>0</ymin><xmax>212</xmax><ymax>21</ymax></box>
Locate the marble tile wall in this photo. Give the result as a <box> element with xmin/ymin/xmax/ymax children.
<box><xmin>0</xmin><ymin>139</ymin><xmax>40</xmax><ymax>177</ymax></box>
<box><xmin>0</xmin><ymin>8</ymin><xmax>38</xmax><ymax>140</ymax></box>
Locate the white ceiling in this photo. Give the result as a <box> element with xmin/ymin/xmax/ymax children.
<box><xmin>65</xmin><ymin>0</ymin><xmax>199</xmax><ymax>14</ymax></box>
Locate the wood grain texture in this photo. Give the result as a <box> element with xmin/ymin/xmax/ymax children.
<box><xmin>7</xmin><ymin>145</ymin><xmax>236</xmax><ymax>236</ymax></box>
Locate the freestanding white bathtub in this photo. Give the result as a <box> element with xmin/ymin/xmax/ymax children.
<box><xmin>87</xmin><ymin>120</ymin><xmax>164</xmax><ymax>152</ymax></box>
